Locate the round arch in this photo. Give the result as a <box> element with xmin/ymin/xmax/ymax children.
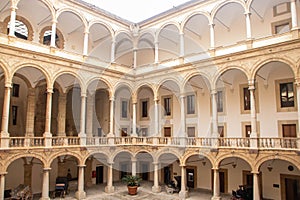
<box><xmin>56</xmin><ymin>7</ymin><xmax>88</xmax><ymax>30</ymax></box>
<box><xmin>181</xmin><ymin>11</ymin><xmax>211</xmax><ymax>32</ymax></box>
<box><xmin>182</xmin><ymin>151</ymin><xmax>215</xmax><ymax>167</ymax></box>
<box><xmin>137</xmin><ymin>31</ymin><xmax>155</xmax><ymax>42</ymax></box>
<box><xmin>0</xmin><ymin>59</ymin><xmax>11</xmax><ymax>84</ymax></box>
<box><xmin>182</xmin><ymin>71</ymin><xmax>212</xmax><ymax>92</ymax></box>
<box><xmin>212</xmin><ymin>65</ymin><xmax>250</xmax><ymax>88</ymax></box>
<box><xmin>113</xmin><ymin>82</ymin><xmax>134</xmax><ymax>96</ymax></box>
<box><xmin>111</xmin><ymin>150</ymin><xmax>134</xmax><ymax>163</ymax></box>
<box><xmin>3</xmin><ymin>153</ymin><xmax>46</xmax><ymax>171</ymax></box>
<box><xmin>3</xmin><ymin>15</ymin><xmax>34</xmax><ymax>41</ymax></box>
<box><xmin>154</xmin><ymin>148</ymin><xmax>182</xmax><ymax>163</ymax></box>
<box><xmin>155</xmin><ymin>77</ymin><xmax>182</xmax><ymax>95</ymax></box>
<box><xmin>155</xmin><ymin>21</ymin><xmax>181</xmax><ymax>42</ymax></box>
<box><xmin>250</xmin><ymin>58</ymin><xmax>296</xmax><ymax>80</ymax></box>
<box><xmin>86</xmin><ymin>77</ymin><xmax>113</xmax><ymax>96</ymax></box>
<box><xmin>115</xmin><ymin>30</ymin><xmax>133</xmax><ymax>41</ymax></box>
<box><xmin>82</xmin><ymin>150</ymin><xmax>110</xmax><ymax>164</ymax></box>
<box><xmin>215</xmin><ymin>153</ymin><xmax>254</xmax><ymax>170</ymax></box>
<box><xmin>88</xmin><ymin>20</ymin><xmax>114</xmax><ymax>37</ymax></box>
<box><xmin>16</xmin><ymin>0</ymin><xmax>55</xmax><ymax>17</ymax></box>
<box><xmin>133</xmin><ymin>82</ymin><xmax>155</xmax><ymax>97</ymax></box>
<box><xmin>211</xmin><ymin>0</ymin><xmax>246</xmax><ymax>20</ymax></box>
<box><xmin>53</xmin><ymin>70</ymin><xmax>86</xmax><ymax>93</ymax></box>
<box><xmin>48</xmin><ymin>151</ymin><xmax>82</xmax><ymax>166</ymax></box>
<box><xmin>254</xmin><ymin>155</ymin><xmax>300</xmax><ymax>172</ymax></box>
<box><xmin>133</xmin><ymin>150</ymin><xmax>155</xmax><ymax>160</ymax></box>
<box><xmin>11</xmin><ymin>63</ymin><xmax>52</xmax><ymax>88</ymax></box>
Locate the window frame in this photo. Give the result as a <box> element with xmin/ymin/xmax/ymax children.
<box><xmin>278</xmin><ymin>120</ymin><xmax>298</xmax><ymax>138</ymax></box>
<box><xmin>12</xmin><ymin>105</ymin><xmax>18</xmax><ymax>125</ymax></box>
<box><xmin>140</xmin><ymin>98</ymin><xmax>149</xmax><ymax>120</ymax></box>
<box><xmin>186</xmin><ymin>93</ymin><xmax>196</xmax><ymax>116</ymax></box>
<box><xmin>275</xmin><ymin>79</ymin><xmax>297</xmax><ymax>112</ymax></box>
<box><xmin>239</xmin><ymin>83</ymin><xmax>259</xmax><ymax>114</ymax></box>
<box><xmin>12</xmin><ymin>83</ymin><xmax>20</xmax><ymax>97</ymax></box>
<box><xmin>186</xmin><ymin>126</ymin><xmax>197</xmax><ymax>137</ymax></box>
<box><xmin>216</xmin><ymin>88</ymin><xmax>226</xmax><ymax>115</ymax></box>
<box><xmin>162</xmin><ymin>95</ymin><xmax>173</xmax><ymax>118</ymax></box>
<box><xmin>271</xmin><ymin>18</ymin><xmax>292</xmax><ymax>35</ymax></box>
<box><xmin>120</xmin><ymin>98</ymin><xmax>129</xmax><ymax>120</ymax></box>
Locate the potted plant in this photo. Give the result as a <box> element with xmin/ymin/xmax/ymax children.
<box><xmin>121</xmin><ymin>175</ymin><xmax>142</xmax><ymax>195</ymax></box>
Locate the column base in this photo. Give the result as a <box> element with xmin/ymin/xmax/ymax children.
<box><xmin>211</xmin><ymin>196</ymin><xmax>222</xmax><ymax>200</ymax></box>
<box><xmin>105</xmin><ymin>186</ymin><xmax>115</xmax><ymax>193</ymax></box>
<box><xmin>75</xmin><ymin>190</ymin><xmax>86</xmax><ymax>199</ymax></box>
<box><xmin>152</xmin><ymin>185</ymin><xmax>161</xmax><ymax>193</ymax></box>
<box><xmin>179</xmin><ymin>190</ymin><xmax>189</xmax><ymax>199</ymax></box>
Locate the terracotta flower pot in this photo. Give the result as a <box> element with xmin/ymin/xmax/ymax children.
<box><xmin>127</xmin><ymin>185</ymin><xmax>138</xmax><ymax>195</ymax></box>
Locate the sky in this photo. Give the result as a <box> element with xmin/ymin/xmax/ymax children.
<box><xmin>83</xmin><ymin>0</ymin><xmax>191</xmax><ymax>22</ymax></box>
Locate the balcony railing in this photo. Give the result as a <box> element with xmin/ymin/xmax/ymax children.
<box><xmin>2</xmin><ymin>136</ymin><xmax>299</xmax><ymax>150</ymax></box>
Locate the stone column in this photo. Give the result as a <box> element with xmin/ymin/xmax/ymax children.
<box><xmin>108</xmin><ymin>96</ymin><xmax>115</xmax><ymax>137</ymax></box>
<box><xmin>75</xmin><ymin>165</ymin><xmax>86</xmax><ymax>199</ymax></box>
<box><xmin>131</xmin><ymin>157</ymin><xmax>137</xmax><ymax>176</ymax></box>
<box><xmin>83</xmin><ymin>30</ymin><xmax>89</xmax><ymax>56</ymax></box>
<box><xmin>44</xmin><ymin>88</ymin><xmax>53</xmax><ymax>147</ymax></box>
<box><xmin>249</xmin><ymin>80</ymin><xmax>258</xmax><ymax>148</ymax></box>
<box><xmin>133</xmin><ymin>48</ymin><xmax>137</xmax><ymax>68</ymax></box>
<box><xmin>0</xmin><ymin>173</ymin><xmax>7</xmax><ymax>200</ymax></box>
<box><xmin>245</xmin><ymin>12</ymin><xmax>252</xmax><ymax>39</ymax></box>
<box><xmin>291</xmin><ymin>0</ymin><xmax>298</xmax><ymax>30</ymax></box>
<box><xmin>40</xmin><ymin>168</ymin><xmax>51</xmax><ymax>200</ymax></box>
<box><xmin>252</xmin><ymin>171</ymin><xmax>260</xmax><ymax>200</ymax></box>
<box><xmin>154</xmin><ymin>96</ymin><xmax>159</xmax><ymax>136</ymax></box>
<box><xmin>211</xmin><ymin>168</ymin><xmax>221</xmax><ymax>200</ymax></box>
<box><xmin>209</xmin><ymin>23</ymin><xmax>215</xmax><ymax>49</ymax></box>
<box><xmin>1</xmin><ymin>83</ymin><xmax>11</xmax><ymax>148</ymax></box>
<box><xmin>111</xmin><ymin>39</ymin><xmax>116</xmax><ymax>63</ymax></box>
<box><xmin>79</xmin><ymin>93</ymin><xmax>87</xmax><ymax>145</ymax></box>
<box><xmin>152</xmin><ymin>162</ymin><xmax>161</xmax><ymax>192</ymax></box>
<box><xmin>132</xmin><ymin>94</ymin><xmax>137</xmax><ymax>137</ymax></box>
<box><xmin>179</xmin><ymin>32</ymin><xmax>184</xmax><ymax>57</ymax></box>
<box><xmin>57</xmin><ymin>93</ymin><xmax>66</xmax><ymax>137</ymax></box>
<box><xmin>211</xmin><ymin>90</ymin><xmax>218</xmax><ymax>137</ymax></box>
<box><xmin>50</xmin><ymin>20</ymin><xmax>57</xmax><ymax>47</ymax></box>
<box><xmin>180</xmin><ymin>94</ymin><xmax>186</xmax><ymax>137</ymax></box>
<box><xmin>85</xmin><ymin>158</ymin><xmax>93</xmax><ymax>187</ymax></box>
<box><xmin>86</xmin><ymin>94</ymin><xmax>94</xmax><ymax>138</ymax></box>
<box><xmin>105</xmin><ymin>162</ymin><xmax>115</xmax><ymax>193</ymax></box>
<box><xmin>179</xmin><ymin>165</ymin><xmax>188</xmax><ymax>199</ymax></box>
<box><xmin>9</xmin><ymin>6</ymin><xmax>17</xmax><ymax>37</ymax></box>
<box><xmin>24</xmin><ymin>163</ymin><xmax>33</xmax><ymax>187</ymax></box>
<box><xmin>296</xmin><ymin>80</ymin><xmax>300</xmax><ymax>139</ymax></box>
<box><xmin>154</xmin><ymin>41</ymin><xmax>159</xmax><ymax>63</ymax></box>
<box><xmin>25</xmin><ymin>88</ymin><xmax>35</xmax><ymax>137</ymax></box>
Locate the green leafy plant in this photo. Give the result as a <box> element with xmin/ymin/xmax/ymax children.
<box><xmin>121</xmin><ymin>175</ymin><xmax>142</xmax><ymax>187</ymax></box>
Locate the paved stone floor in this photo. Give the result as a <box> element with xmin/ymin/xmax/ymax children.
<box><xmin>47</xmin><ymin>182</ymin><xmax>231</xmax><ymax>200</ymax></box>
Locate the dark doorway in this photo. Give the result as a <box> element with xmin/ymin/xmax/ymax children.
<box><xmin>219</xmin><ymin>171</ymin><xmax>225</xmax><ymax>193</ymax></box>
<box><xmin>164</xmin><ymin>127</ymin><xmax>171</xmax><ymax>137</ymax></box>
<box><xmin>284</xmin><ymin>178</ymin><xmax>300</xmax><ymax>200</ymax></box>
<box><xmin>120</xmin><ymin>163</ymin><xmax>128</xmax><ymax>179</ymax></box>
<box><xmin>186</xmin><ymin>168</ymin><xmax>195</xmax><ymax>188</ymax></box>
<box><xmin>98</xmin><ymin>128</ymin><xmax>102</xmax><ymax>137</ymax></box>
<box><xmin>164</xmin><ymin>166</ymin><xmax>171</xmax><ymax>184</ymax></box>
<box><xmin>212</xmin><ymin>169</ymin><xmax>228</xmax><ymax>194</ymax></box>
<box><xmin>141</xmin><ymin>163</ymin><xmax>149</xmax><ymax>180</ymax></box>
<box><xmin>96</xmin><ymin>166</ymin><xmax>103</xmax><ymax>184</ymax></box>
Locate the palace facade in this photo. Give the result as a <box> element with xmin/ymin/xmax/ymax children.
<box><xmin>0</xmin><ymin>0</ymin><xmax>300</xmax><ymax>199</ymax></box>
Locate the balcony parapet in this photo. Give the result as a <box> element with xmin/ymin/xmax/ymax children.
<box><xmin>1</xmin><ymin>136</ymin><xmax>299</xmax><ymax>151</ymax></box>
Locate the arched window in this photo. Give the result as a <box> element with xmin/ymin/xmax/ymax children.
<box><xmin>3</xmin><ymin>15</ymin><xmax>34</xmax><ymax>41</ymax></box>
<box><xmin>39</xmin><ymin>26</ymin><xmax>64</xmax><ymax>49</ymax></box>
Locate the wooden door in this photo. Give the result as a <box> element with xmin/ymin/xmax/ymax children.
<box><xmin>282</xmin><ymin>124</ymin><xmax>297</xmax><ymax>137</ymax></box>
<box><xmin>164</xmin><ymin>127</ymin><xmax>171</xmax><ymax>137</ymax></box>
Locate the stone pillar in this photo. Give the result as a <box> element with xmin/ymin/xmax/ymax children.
<box><xmin>111</xmin><ymin>39</ymin><xmax>116</xmax><ymax>63</ymax></box>
<box><xmin>50</xmin><ymin>20</ymin><xmax>57</xmax><ymax>47</ymax></box>
<box><xmin>25</xmin><ymin>88</ymin><xmax>35</xmax><ymax>137</ymax></box>
<box><xmin>179</xmin><ymin>32</ymin><xmax>184</xmax><ymax>57</ymax></box>
<box><xmin>180</xmin><ymin>94</ymin><xmax>186</xmax><ymax>137</ymax></box>
<box><xmin>133</xmin><ymin>49</ymin><xmax>137</xmax><ymax>68</ymax></box>
<box><xmin>296</xmin><ymin>80</ymin><xmax>300</xmax><ymax>139</ymax></box>
<box><xmin>211</xmin><ymin>168</ymin><xmax>221</xmax><ymax>200</ymax></box>
<box><xmin>291</xmin><ymin>0</ymin><xmax>298</xmax><ymax>30</ymax></box>
<box><xmin>83</xmin><ymin>31</ymin><xmax>89</xmax><ymax>56</ymax></box>
<box><xmin>85</xmin><ymin>158</ymin><xmax>93</xmax><ymax>187</ymax></box>
<box><xmin>1</xmin><ymin>83</ymin><xmax>11</xmax><ymax>148</ymax></box>
<box><xmin>0</xmin><ymin>173</ymin><xmax>7</xmax><ymax>200</ymax></box>
<box><xmin>154</xmin><ymin>41</ymin><xmax>159</xmax><ymax>63</ymax></box>
<box><xmin>179</xmin><ymin>165</ymin><xmax>188</xmax><ymax>199</ymax></box>
<box><xmin>40</xmin><ymin>168</ymin><xmax>51</xmax><ymax>200</ymax></box>
<box><xmin>245</xmin><ymin>12</ymin><xmax>252</xmax><ymax>39</ymax></box>
<box><xmin>105</xmin><ymin>162</ymin><xmax>114</xmax><ymax>193</ymax></box>
<box><xmin>86</xmin><ymin>94</ymin><xmax>94</xmax><ymax>138</ymax></box>
<box><xmin>154</xmin><ymin>96</ymin><xmax>159</xmax><ymax>136</ymax></box>
<box><xmin>249</xmin><ymin>80</ymin><xmax>258</xmax><ymax>149</ymax></box>
<box><xmin>9</xmin><ymin>6</ymin><xmax>17</xmax><ymax>37</ymax></box>
<box><xmin>108</xmin><ymin>96</ymin><xmax>115</xmax><ymax>137</ymax></box>
<box><xmin>152</xmin><ymin>162</ymin><xmax>161</xmax><ymax>192</ymax></box>
<box><xmin>252</xmin><ymin>171</ymin><xmax>260</xmax><ymax>200</ymax></box>
<box><xmin>131</xmin><ymin>157</ymin><xmax>137</xmax><ymax>176</ymax></box>
<box><xmin>209</xmin><ymin>23</ymin><xmax>215</xmax><ymax>49</ymax></box>
<box><xmin>57</xmin><ymin>93</ymin><xmax>66</xmax><ymax>137</ymax></box>
<box><xmin>44</xmin><ymin>88</ymin><xmax>53</xmax><ymax>147</ymax></box>
<box><xmin>24</xmin><ymin>163</ymin><xmax>33</xmax><ymax>187</ymax></box>
<box><xmin>211</xmin><ymin>90</ymin><xmax>218</xmax><ymax>137</ymax></box>
<box><xmin>75</xmin><ymin>165</ymin><xmax>86</xmax><ymax>200</ymax></box>
<box><xmin>132</xmin><ymin>94</ymin><xmax>137</xmax><ymax>137</ymax></box>
<box><xmin>79</xmin><ymin>93</ymin><xmax>87</xmax><ymax>145</ymax></box>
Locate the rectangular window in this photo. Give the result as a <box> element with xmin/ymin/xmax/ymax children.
<box><xmin>140</xmin><ymin>128</ymin><xmax>148</xmax><ymax>137</ymax></box>
<box><xmin>282</xmin><ymin>124</ymin><xmax>296</xmax><ymax>137</ymax></box>
<box><xmin>164</xmin><ymin>127</ymin><xmax>171</xmax><ymax>137</ymax></box>
<box><xmin>121</xmin><ymin>128</ymin><xmax>128</xmax><ymax>137</ymax></box>
<box><xmin>12</xmin><ymin>84</ymin><xmax>20</xmax><ymax>97</ymax></box>
<box><xmin>280</xmin><ymin>82</ymin><xmax>294</xmax><ymax>108</ymax></box>
<box><xmin>217</xmin><ymin>90</ymin><xmax>223</xmax><ymax>113</ymax></box>
<box><xmin>164</xmin><ymin>97</ymin><xmax>171</xmax><ymax>116</ymax></box>
<box><xmin>121</xmin><ymin>100</ymin><xmax>128</xmax><ymax>118</ymax></box>
<box><xmin>218</xmin><ymin>126</ymin><xmax>224</xmax><ymax>137</ymax></box>
<box><xmin>272</xmin><ymin>19</ymin><xmax>291</xmax><ymax>35</ymax></box>
<box><xmin>245</xmin><ymin>125</ymin><xmax>251</xmax><ymax>137</ymax></box>
<box><xmin>141</xmin><ymin>100</ymin><xmax>148</xmax><ymax>118</ymax></box>
<box><xmin>243</xmin><ymin>87</ymin><xmax>251</xmax><ymax>111</ymax></box>
<box><xmin>187</xmin><ymin>127</ymin><xmax>195</xmax><ymax>137</ymax></box>
<box><xmin>187</xmin><ymin>94</ymin><xmax>195</xmax><ymax>114</ymax></box>
<box><xmin>12</xmin><ymin>106</ymin><xmax>18</xmax><ymax>125</ymax></box>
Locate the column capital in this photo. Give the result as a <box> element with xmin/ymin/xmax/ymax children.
<box><xmin>84</xmin><ymin>30</ymin><xmax>89</xmax><ymax>35</ymax></box>
<box><xmin>209</xmin><ymin>23</ymin><xmax>215</xmax><ymax>27</ymax></box>
<box><xmin>77</xmin><ymin>165</ymin><xmax>86</xmax><ymax>168</ymax></box>
<box><xmin>43</xmin><ymin>168</ymin><xmax>51</xmax><ymax>171</ymax></box>
<box><xmin>152</xmin><ymin>162</ymin><xmax>159</xmax><ymax>165</ymax></box>
<box><xmin>109</xmin><ymin>96</ymin><xmax>115</xmax><ymax>101</ymax></box>
<box><xmin>51</xmin><ymin>19</ymin><xmax>58</xmax><ymax>24</ymax></box>
<box><xmin>244</xmin><ymin>11</ymin><xmax>252</xmax><ymax>16</ymax></box>
<box><xmin>46</xmin><ymin>88</ymin><xmax>53</xmax><ymax>93</ymax></box>
<box><xmin>131</xmin><ymin>157</ymin><xmax>137</xmax><ymax>162</ymax></box>
<box><xmin>81</xmin><ymin>93</ymin><xmax>87</xmax><ymax>98</ymax></box>
<box><xmin>0</xmin><ymin>172</ymin><xmax>8</xmax><ymax>176</ymax></box>
<box><xmin>251</xmin><ymin>171</ymin><xmax>260</xmax><ymax>174</ymax></box>
<box><xmin>10</xmin><ymin>5</ymin><xmax>18</xmax><ymax>11</ymax></box>
<box><xmin>180</xmin><ymin>94</ymin><xmax>186</xmax><ymax>99</ymax></box>
<box><xmin>179</xmin><ymin>164</ymin><xmax>186</xmax><ymax>167</ymax></box>
<box><xmin>4</xmin><ymin>82</ymin><xmax>12</xmax><ymax>88</ymax></box>
<box><xmin>295</xmin><ymin>78</ymin><xmax>300</xmax><ymax>87</ymax></box>
<box><xmin>210</xmin><ymin>89</ymin><xmax>217</xmax><ymax>95</ymax></box>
